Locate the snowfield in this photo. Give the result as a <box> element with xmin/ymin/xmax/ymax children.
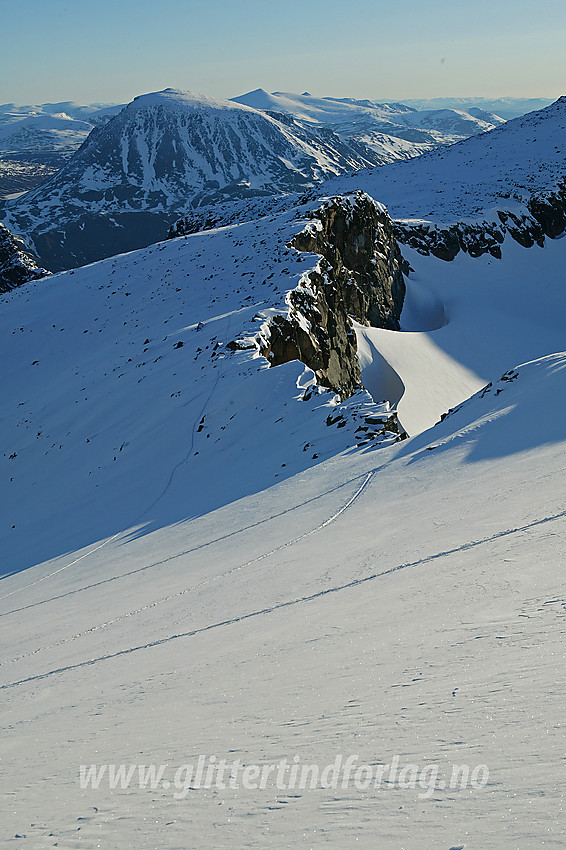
<box><xmin>231</xmin><ymin>89</ymin><xmax>505</xmax><ymax>163</ymax></box>
<box><xmin>1</xmin><ymin>100</ymin><xmax>565</xmax><ymax>848</ymax></box>
<box><xmin>327</xmin><ymin>96</ymin><xmax>566</xmax><ymax>225</ymax></box>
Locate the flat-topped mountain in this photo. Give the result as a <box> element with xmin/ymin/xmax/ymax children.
<box><xmin>1</xmin><ymin>89</ymin><xmax>380</xmax><ymax>271</ymax></box>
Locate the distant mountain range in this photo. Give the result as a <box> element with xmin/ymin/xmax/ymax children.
<box><xmin>0</xmin><ymin>91</ymin><xmax>509</xmax><ymax>200</ymax></box>
<box><xmin>0</xmin><ymin>101</ymin><xmax>123</xmax><ymax>197</ymax></box>
<box><xmin>0</xmin><ymin>89</ymin><xmax>559</xmax><ymax>274</ymax></box>
<box><xmin>396</xmin><ymin>96</ymin><xmax>554</xmax><ymax>120</ymax></box>
<box><xmin>231</xmin><ymin>89</ymin><xmax>504</xmax><ymax>160</ymax></box>
<box><xmin>0</xmin><ymin>101</ymin><xmax>122</xmax><ymax>152</ymax></box>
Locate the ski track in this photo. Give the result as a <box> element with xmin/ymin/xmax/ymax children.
<box><xmin>2</xmin><ymin>508</ymin><xmax>564</xmax><ymax>690</ymax></box>
<box><xmin>1</xmin><ymin>471</ymin><xmax>375</xmax><ymax>667</ymax></box>
<box><xmin>0</xmin><ymin>470</ymin><xmax>377</xmax><ymax>618</ymax></box>
<box><xmin>137</xmin><ymin>312</ymin><xmax>232</xmax><ymax>517</ymax></box>
<box><xmin>0</xmin><ymin>315</ymin><xmax>233</xmax><ymax>604</ymax></box>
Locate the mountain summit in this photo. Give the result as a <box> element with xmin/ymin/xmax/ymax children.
<box><xmin>1</xmin><ymin>89</ymin><xmax>377</xmax><ymax>270</ymax></box>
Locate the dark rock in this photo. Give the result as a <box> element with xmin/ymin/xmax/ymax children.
<box><xmin>395</xmin><ymin>176</ymin><xmax>566</xmax><ymax>261</ymax></box>
<box><xmin>226</xmin><ymin>338</ymin><xmax>256</xmax><ymax>351</ymax></box>
<box><xmin>259</xmin><ymin>192</ymin><xmax>405</xmax><ymax>398</ymax></box>
<box><xmin>0</xmin><ymin>222</ymin><xmax>48</xmax><ymax>293</ymax></box>
<box><xmin>528</xmin><ymin>178</ymin><xmax>566</xmax><ymax>238</ymax></box>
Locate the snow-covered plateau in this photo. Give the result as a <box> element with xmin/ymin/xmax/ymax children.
<box><xmin>0</xmin><ymin>92</ymin><xmax>565</xmax><ymax>850</ymax></box>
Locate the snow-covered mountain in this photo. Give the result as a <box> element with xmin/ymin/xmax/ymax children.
<box><xmin>0</xmin><ymin>102</ymin><xmax>123</xmax><ymax>198</ymax></box>
<box><xmin>1</xmin><ymin>86</ymin><xmax>565</xmax><ymax>850</ymax></box>
<box><xmin>232</xmin><ymin>89</ymin><xmax>503</xmax><ymax>161</ymax></box>
<box><xmin>1</xmin><ymin>89</ymin><xmax>383</xmax><ymax>271</ymax></box>
<box><xmin>325</xmin><ymin>96</ymin><xmax>566</xmax><ymax>258</ymax></box>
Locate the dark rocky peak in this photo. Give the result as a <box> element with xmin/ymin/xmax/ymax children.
<box><xmin>0</xmin><ymin>222</ymin><xmax>48</xmax><ymax>293</ymax></box>
<box><xmin>259</xmin><ymin>192</ymin><xmax>406</xmax><ymax>399</ymax></box>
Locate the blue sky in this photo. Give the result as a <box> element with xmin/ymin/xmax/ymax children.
<box><xmin>2</xmin><ymin>0</ymin><xmax>565</xmax><ymax>104</ymax></box>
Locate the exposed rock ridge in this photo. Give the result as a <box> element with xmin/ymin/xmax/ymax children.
<box><xmin>0</xmin><ymin>222</ymin><xmax>48</xmax><ymax>293</ymax></box>
<box><xmin>259</xmin><ymin>192</ymin><xmax>406</xmax><ymax>399</ymax></box>
<box><xmin>394</xmin><ymin>176</ymin><xmax>566</xmax><ymax>260</ymax></box>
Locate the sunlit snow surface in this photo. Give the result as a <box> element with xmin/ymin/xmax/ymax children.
<box><xmin>231</xmin><ymin>89</ymin><xmax>503</xmax><ymax>162</ymax></box>
<box><xmin>327</xmin><ymin>97</ymin><xmax>566</xmax><ymax>225</ymax></box>
<box><xmin>1</xmin><ymin>190</ymin><xmax>565</xmax><ymax>847</ymax></box>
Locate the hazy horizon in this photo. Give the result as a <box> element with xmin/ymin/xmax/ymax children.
<box><xmin>0</xmin><ymin>90</ymin><xmax>558</xmax><ymax>110</ymax></box>
<box><xmin>2</xmin><ymin>0</ymin><xmax>565</xmax><ymax>105</ymax></box>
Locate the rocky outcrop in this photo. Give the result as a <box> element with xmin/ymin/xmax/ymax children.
<box><xmin>259</xmin><ymin>192</ymin><xmax>406</xmax><ymax>399</ymax></box>
<box><xmin>0</xmin><ymin>223</ymin><xmax>48</xmax><ymax>293</ymax></box>
<box><xmin>394</xmin><ymin>219</ymin><xmax>505</xmax><ymax>260</ymax></box>
<box><xmin>527</xmin><ymin>178</ymin><xmax>566</xmax><ymax>238</ymax></box>
<box><xmin>394</xmin><ymin>176</ymin><xmax>566</xmax><ymax>260</ymax></box>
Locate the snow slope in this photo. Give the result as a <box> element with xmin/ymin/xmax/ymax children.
<box><xmin>0</xmin><ymin>196</ymin><xmax>400</xmax><ymax>576</ymax></box>
<box><xmin>232</xmin><ymin>89</ymin><xmax>502</xmax><ymax>163</ymax></box>
<box><xmin>357</xmin><ymin>235</ymin><xmax>566</xmax><ymax>434</ymax></box>
<box><xmin>325</xmin><ymin>97</ymin><xmax>566</xmax><ymax>225</ymax></box>
<box><xmin>3</xmin><ymin>189</ymin><xmax>564</xmax><ymax>570</ymax></box>
<box><xmin>1</xmin><ymin>340</ymin><xmax>565</xmax><ymax>848</ymax></box>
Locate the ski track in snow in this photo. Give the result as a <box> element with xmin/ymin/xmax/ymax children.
<box><xmin>2</xmin><ymin>506</ymin><xmax>564</xmax><ymax>689</ymax></box>
<box><xmin>0</xmin><ymin>316</ymin><xmax>234</xmax><ymax>604</ymax></box>
<box><xmin>0</xmin><ymin>470</ymin><xmax>376</xmax><ymax>617</ymax></box>
<box><xmin>133</xmin><ymin>312</ymin><xmax>232</xmax><ymax>517</ymax></box>
<box><xmin>0</xmin><ymin>470</ymin><xmax>375</xmax><ymax>667</ymax></box>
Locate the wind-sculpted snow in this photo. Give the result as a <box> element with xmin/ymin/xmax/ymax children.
<box><xmin>356</xmin><ymin>236</ymin><xmax>566</xmax><ymax>434</ymax></box>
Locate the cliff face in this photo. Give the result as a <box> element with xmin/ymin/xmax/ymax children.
<box><xmin>395</xmin><ymin>177</ymin><xmax>566</xmax><ymax>261</ymax></box>
<box><xmin>259</xmin><ymin>192</ymin><xmax>406</xmax><ymax>399</ymax></box>
<box><xmin>0</xmin><ymin>223</ymin><xmax>48</xmax><ymax>293</ymax></box>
